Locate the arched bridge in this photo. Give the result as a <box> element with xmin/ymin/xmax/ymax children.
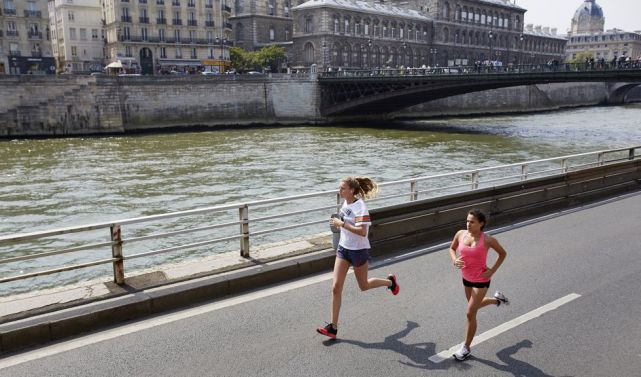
<box><xmin>318</xmin><ymin>64</ymin><xmax>641</xmax><ymax>116</ymax></box>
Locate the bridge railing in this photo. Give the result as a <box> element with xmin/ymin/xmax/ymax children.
<box><xmin>318</xmin><ymin>61</ymin><xmax>641</xmax><ymax>79</ymax></box>
<box><xmin>0</xmin><ymin>146</ymin><xmax>639</xmax><ymax>293</ymax></box>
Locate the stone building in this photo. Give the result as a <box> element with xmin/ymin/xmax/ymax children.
<box><xmin>0</xmin><ymin>0</ymin><xmax>55</xmax><ymax>74</ymax></box>
<box><xmin>290</xmin><ymin>0</ymin><xmax>566</xmax><ymax>70</ymax></box>
<box><xmin>229</xmin><ymin>0</ymin><xmax>295</xmax><ymax>53</ymax></box>
<box><xmin>102</xmin><ymin>0</ymin><xmax>233</xmax><ymax>74</ymax></box>
<box><xmin>47</xmin><ymin>0</ymin><xmax>105</xmax><ymax>73</ymax></box>
<box><xmin>566</xmin><ymin>0</ymin><xmax>641</xmax><ymax>63</ymax></box>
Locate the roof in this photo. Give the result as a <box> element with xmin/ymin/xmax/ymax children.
<box><xmin>292</xmin><ymin>0</ymin><xmax>432</xmax><ymax>22</ymax></box>
<box><xmin>573</xmin><ymin>0</ymin><xmax>604</xmax><ymax>19</ymax></box>
<box><xmin>478</xmin><ymin>0</ymin><xmax>525</xmax><ymax>11</ymax></box>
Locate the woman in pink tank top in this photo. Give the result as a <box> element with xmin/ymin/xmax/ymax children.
<box><xmin>448</xmin><ymin>209</ymin><xmax>508</xmax><ymax>361</ymax></box>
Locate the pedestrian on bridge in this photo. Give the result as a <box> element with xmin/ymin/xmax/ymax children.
<box><xmin>316</xmin><ymin>176</ymin><xmax>400</xmax><ymax>339</ymax></box>
<box><xmin>449</xmin><ymin>209</ymin><xmax>508</xmax><ymax>361</ymax></box>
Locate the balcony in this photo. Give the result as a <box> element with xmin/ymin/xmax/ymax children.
<box><xmin>156</xmin><ymin>0</ymin><xmax>164</xmax><ymax>4</ymax></box>
<box><xmin>9</xmin><ymin>50</ymin><xmax>21</xmax><ymax>56</ymax></box>
<box><xmin>171</xmin><ymin>1</ymin><xmax>180</xmax><ymax>6</ymax></box>
<box><xmin>205</xmin><ymin>21</ymin><xmax>214</xmax><ymax>27</ymax></box>
<box><xmin>139</xmin><ymin>17</ymin><xmax>150</xmax><ymax>23</ymax></box>
<box><xmin>31</xmin><ymin>50</ymin><xmax>43</xmax><ymax>57</ymax></box>
<box><xmin>24</xmin><ymin>10</ymin><xmax>42</xmax><ymax>18</ymax></box>
<box><xmin>3</xmin><ymin>8</ymin><xmax>16</xmax><ymax>15</ymax></box>
<box><xmin>6</xmin><ymin>30</ymin><xmax>19</xmax><ymax>37</ymax></box>
<box><xmin>224</xmin><ymin>22</ymin><xmax>233</xmax><ymax>30</ymax></box>
<box><xmin>172</xmin><ymin>19</ymin><xmax>182</xmax><ymax>25</ymax></box>
<box><xmin>187</xmin><ymin>20</ymin><xmax>197</xmax><ymax>26</ymax></box>
<box><xmin>157</xmin><ymin>18</ymin><xmax>167</xmax><ymax>24</ymax></box>
<box><xmin>121</xmin><ymin>16</ymin><xmax>132</xmax><ymax>23</ymax></box>
<box><xmin>121</xmin><ymin>0</ymin><xmax>129</xmax><ymax>2</ymax></box>
<box><xmin>222</xmin><ymin>5</ymin><xmax>231</xmax><ymax>14</ymax></box>
<box><xmin>28</xmin><ymin>31</ymin><xmax>43</xmax><ymax>39</ymax></box>
<box><xmin>187</xmin><ymin>1</ymin><xmax>195</xmax><ymax>7</ymax></box>
<box><xmin>139</xmin><ymin>0</ymin><xmax>147</xmax><ymax>3</ymax></box>
<box><xmin>205</xmin><ymin>3</ymin><xmax>213</xmax><ymax>8</ymax></box>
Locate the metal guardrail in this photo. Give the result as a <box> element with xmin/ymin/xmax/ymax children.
<box><xmin>0</xmin><ymin>146</ymin><xmax>638</xmax><ymax>286</ymax></box>
<box><xmin>317</xmin><ymin>62</ymin><xmax>641</xmax><ymax>79</ymax></box>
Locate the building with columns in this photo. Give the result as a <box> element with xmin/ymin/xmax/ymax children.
<box><xmin>0</xmin><ymin>0</ymin><xmax>55</xmax><ymax>74</ymax></box>
<box><xmin>565</xmin><ymin>0</ymin><xmax>641</xmax><ymax>63</ymax></box>
<box><xmin>102</xmin><ymin>0</ymin><xmax>233</xmax><ymax>74</ymax></box>
<box><xmin>290</xmin><ymin>0</ymin><xmax>566</xmax><ymax>70</ymax></box>
<box><xmin>47</xmin><ymin>0</ymin><xmax>105</xmax><ymax>73</ymax></box>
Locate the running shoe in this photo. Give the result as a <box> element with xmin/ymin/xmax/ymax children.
<box><xmin>494</xmin><ymin>291</ymin><xmax>509</xmax><ymax>306</ymax></box>
<box><xmin>316</xmin><ymin>323</ymin><xmax>337</xmax><ymax>339</ymax></box>
<box><xmin>453</xmin><ymin>345</ymin><xmax>471</xmax><ymax>361</ymax></box>
<box><xmin>388</xmin><ymin>274</ymin><xmax>400</xmax><ymax>296</ymax></box>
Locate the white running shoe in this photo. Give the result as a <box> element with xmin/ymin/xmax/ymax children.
<box><xmin>494</xmin><ymin>291</ymin><xmax>509</xmax><ymax>306</ymax></box>
<box><xmin>453</xmin><ymin>345</ymin><xmax>471</xmax><ymax>361</ymax></box>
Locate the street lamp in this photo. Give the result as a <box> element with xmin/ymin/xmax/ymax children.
<box><xmin>519</xmin><ymin>34</ymin><xmax>524</xmax><ymax>69</ymax></box>
<box><xmin>488</xmin><ymin>30</ymin><xmax>494</xmax><ymax>62</ymax></box>
<box><xmin>430</xmin><ymin>47</ymin><xmax>437</xmax><ymax>67</ymax></box>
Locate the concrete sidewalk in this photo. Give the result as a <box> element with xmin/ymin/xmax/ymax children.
<box><xmin>0</xmin><ymin>232</ymin><xmax>337</xmax><ymax>354</ymax></box>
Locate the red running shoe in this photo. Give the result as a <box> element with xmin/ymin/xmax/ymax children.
<box><xmin>316</xmin><ymin>323</ymin><xmax>337</xmax><ymax>339</ymax></box>
<box><xmin>388</xmin><ymin>274</ymin><xmax>400</xmax><ymax>295</ymax></box>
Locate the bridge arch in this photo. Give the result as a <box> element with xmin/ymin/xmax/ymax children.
<box><xmin>607</xmin><ymin>83</ymin><xmax>641</xmax><ymax>104</ymax></box>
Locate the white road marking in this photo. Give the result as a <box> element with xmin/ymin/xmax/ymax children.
<box><xmin>428</xmin><ymin>293</ymin><xmax>582</xmax><ymax>363</ymax></box>
<box><xmin>0</xmin><ymin>271</ymin><xmax>342</xmax><ymax>370</ymax></box>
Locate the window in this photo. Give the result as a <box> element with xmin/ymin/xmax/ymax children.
<box><xmin>191</xmin><ymin>48</ymin><xmax>197</xmax><ymax>58</ymax></box>
<box><xmin>69</xmin><ymin>28</ymin><xmax>77</xmax><ymax>40</ymax></box>
<box><xmin>80</xmin><ymin>28</ymin><xmax>87</xmax><ymax>40</ymax></box>
<box><xmin>159</xmin><ymin>28</ymin><xmax>165</xmax><ymax>41</ymax></box>
<box><xmin>175</xmin><ymin>47</ymin><xmax>182</xmax><ymax>58</ymax></box>
<box><xmin>334</xmin><ymin>17</ymin><xmax>339</xmax><ymax>33</ymax></box>
<box><xmin>141</xmin><ymin>28</ymin><xmax>148</xmax><ymax>40</ymax></box>
<box><xmin>160</xmin><ymin>47</ymin><xmax>166</xmax><ymax>58</ymax></box>
<box><xmin>71</xmin><ymin>46</ymin><xmax>77</xmax><ymax>57</ymax></box>
<box><xmin>174</xmin><ymin>29</ymin><xmax>180</xmax><ymax>42</ymax></box>
<box><xmin>92</xmin><ymin>29</ymin><xmax>98</xmax><ymax>39</ymax></box>
<box><xmin>305</xmin><ymin>16</ymin><xmax>313</xmax><ymax>33</ymax></box>
<box><xmin>68</xmin><ymin>11</ymin><xmax>75</xmax><ymax>21</ymax></box>
<box><xmin>344</xmin><ymin>19</ymin><xmax>349</xmax><ymax>34</ymax></box>
<box><xmin>269</xmin><ymin>27</ymin><xmax>274</xmax><ymax>41</ymax></box>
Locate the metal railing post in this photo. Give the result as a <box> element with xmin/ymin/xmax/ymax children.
<box><xmin>561</xmin><ymin>158</ymin><xmax>568</xmax><ymax>173</ymax></box>
<box><xmin>597</xmin><ymin>152</ymin><xmax>605</xmax><ymax>166</ymax></box>
<box><xmin>629</xmin><ymin>148</ymin><xmax>635</xmax><ymax>160</ymax></box>
<box><xmin>111</xmin><ymin>225</ymin><xmax>125</xmax><ymax>285</ymax></box>
<box><xmin>410</xmin><ymin>180</ymin><xmax>418</xmax><ymax>201</ymax></box>
<box><xmin>239</xmin><ymin>205</ymin><xmax>250</xmax><ymax>258</ymax></box>
<box><xmin>521</xmin><ymin>164</ymin><xmax>528</xmax><ymax>181</ymax></box>
<box><xmin>471</xmin><ymin>171</ymin><xmax>479</xmax><ymax>190</ymax></box>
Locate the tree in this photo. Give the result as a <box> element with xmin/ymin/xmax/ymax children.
<box><xmin>567</xmin><ymin>51</ymin><xmax>594</xmax><ymax>65</ymax></box>
<box><xmin>230</xmin><ymin>45</ymin><xmax>287</xmax><ymax>73</ymax></box>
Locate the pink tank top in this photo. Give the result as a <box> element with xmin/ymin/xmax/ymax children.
<box><xmin>457</xmin><ymin>231</ymin><xmax>490</xmax><ymax>283</ymax></box>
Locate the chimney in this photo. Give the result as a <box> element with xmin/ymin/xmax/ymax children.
<box><xmin>543</xmin><ymin>27</ymin><xmax>550</xmax><ymax>34</ymax></box>
<box><xmin>526</xmin><ymin>24</ymin><xmax>534</xmax><ymax>32</ymax></box>
<box><xmin>551</xmin><ymin>28</ymin><xmax>557</xmax><ymax>35</ymax></box>
<box><xmin>535</xmin><ymin>25</ymin><xmax>542</xmax><ymax>33</ymax></box>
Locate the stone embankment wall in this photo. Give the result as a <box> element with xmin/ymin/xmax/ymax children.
<box><xmin>0</xmin><ymin>75</ymin><xmax>321</xmax><ymax>137</ymax></box>
<box><xmin>395</xmin><ymin>82</ymin><xmax>612</xmax><ymax>118</ymax></box>
<box><xmin>0</xmin><ymin>76</ymin><xmax>636</xmax><ymax>137</ymax></box>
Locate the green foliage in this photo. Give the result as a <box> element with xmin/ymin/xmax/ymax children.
<box><xmin>567</xmin><ymin>51</ymin><xmax>594</xmax><ymax>64</ymax></box>
<box><xmin>230</xmin><ymin>45</ymin><xmax>287</xmax><ymax>72</ymax></box>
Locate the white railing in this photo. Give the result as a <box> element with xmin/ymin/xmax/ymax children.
<box><xmin>0</xmin><ymin>146</ymin><xmax>638</xmax><ymax>289</ymax></box>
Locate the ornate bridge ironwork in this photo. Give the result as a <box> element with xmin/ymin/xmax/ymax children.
<box><xmin>318</xmin><ymin>64</ymin><xmax>641</xmax><ymax>116</ymax></box>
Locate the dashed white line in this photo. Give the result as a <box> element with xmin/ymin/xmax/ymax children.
<box><xmin>428</xmin><ymin>293</ymin><xmax>582</xmax><ymax>363</ymax></box>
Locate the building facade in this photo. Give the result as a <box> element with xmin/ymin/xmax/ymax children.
<box><xmin>48</xmin><ymin>0</ymin><xmax>105</xmax><ymax>73</ymax></box>
<box><xmin>566</xmin><ymin>0</ymin><xmax>641</xmax><ymax>63</ymax></box>
<box><xmin>0</xmin><ymin>0</ymin><xmax>55</xmax><ymax>74</ymax></box>
<box><xmin>290</xmin><ymin>0</ymin><xmax>566</xmax><ymax>70</ymax></box>
<box><xmin>229</xmin><ymin>0</ymin><xmax>295</xmax><ymax>53</ymax></box>
<box><xmin>102</xmin><ymin>0</ymin><xmax>233</xmax><ymax>74</ymax></box>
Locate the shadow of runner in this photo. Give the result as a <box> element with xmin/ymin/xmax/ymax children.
<box><xmin>473</xmin><ymin>339</ymin><xmax>559</xmax><ymax>377</ymax></box>
<box><xmin>331</xmin><ymin>320</ymin><xmax>461</xmax><ymax>371</ymax></box>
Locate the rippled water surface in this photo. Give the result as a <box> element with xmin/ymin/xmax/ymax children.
<box><xmin>1</xmin><ymin>104</ymin><xmax>640</xmax><ymax>294</ymax></box>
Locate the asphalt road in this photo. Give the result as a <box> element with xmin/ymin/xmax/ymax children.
<box><xmin>2</xmin><ymin>193</ymin><xmax>641</xmax><ymax>377</ymax></box>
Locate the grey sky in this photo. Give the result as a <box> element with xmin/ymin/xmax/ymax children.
<box><xmin>515</xmin><ymin>0</ymin><xmax>640</xmax><ymax>34</ymax></box>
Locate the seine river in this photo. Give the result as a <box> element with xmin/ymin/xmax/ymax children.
<box><xmin>1</xmin><ymin>104</ymin><xmax>640</xmax><ymax>295</ymax></box>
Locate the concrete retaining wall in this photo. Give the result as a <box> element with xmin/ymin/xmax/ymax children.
<box><xmin>395</xmin><ymin>82</ymin><xmax>610</xmax><ymax>118</ymax></box>
<box><xmin>0</xmin><ymin>76</ymin><xmax>634</xmax><ymax>137</ymax></box>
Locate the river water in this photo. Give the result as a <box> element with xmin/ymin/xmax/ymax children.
<box><xmin>1</xmin><ymin>104</ymin><xmax>640</xmax><ymax>295</ymax></box>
